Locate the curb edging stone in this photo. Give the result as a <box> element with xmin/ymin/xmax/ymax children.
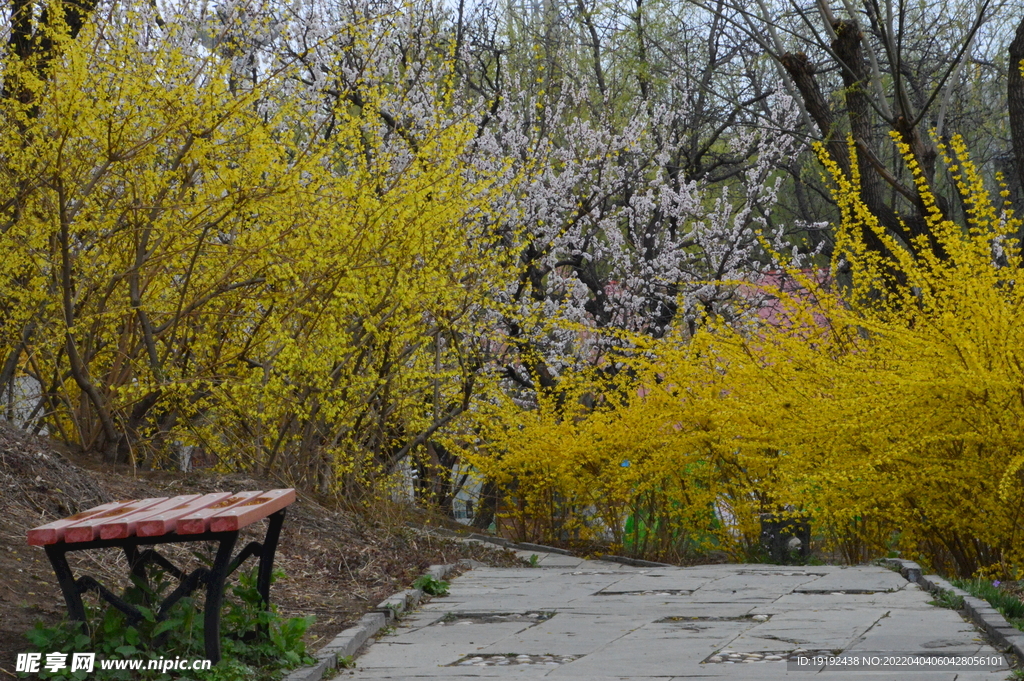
<box><xmin>597</xmin><ymin>554</ymin><xmax>672</xmax><ymax>568</ymax></box>
<box><xmin>420</xmin><ymin>524</ymin><xmax>674</xmax><ymax>567</ymax></box>
<box><xmin>282</xmin><ymin>563</ymin><xmax>458</xmax><ymax>681</ymax></box>
<box><xmin>884</xmin><ymin>557</ymin><xmax>1024</xmax><ymax>661</ymax></box>
<box><xmin>513</xmin><ymin>541</ymin><xmax>573</xmax><ymax>556</ymax></box>
<box><xmin>879</xmin><ymin>557</ymin><xmax>922</xmax><ymax>583</ymax></box>
<box><xmin>404</xmin><ymin>523</ymin><xmax>576</xmax><ymax>557</ymax></box>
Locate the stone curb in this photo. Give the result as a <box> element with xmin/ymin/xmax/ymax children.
<box><xmin>372</xmin><ymin>588</ymin><xmax>421</xmax><ymax>619</ymax></box>
<box><xmin>597</xmin><ymin>554</ymin><xmax>672</xmax><ymax>568</ymax></box>
<box><xmin>879</xmin><ymin>556</ymin><xmax>922</xmax><ymax>583</ymax></box>
<box><xmin>405</xmin><ymin>523</ymin><xmax>581</xmax><ymax>557</ymax></box>
<box><xmin>418</xmin><ymin>526</ymin><xmax>576</xmax><ymax>557</ymax></box>
<box><xmin>466</xmin><ymin>532</ymin><xmax>510</xmax><ymax>546</ymax></box>
<box><xmin>884</xmin><ymin>558</ymin><xmax>1024</xmax><ymax>661</ymax></box>
<box><xmin>454</xmin><ymin>528</ymin><xmax>671</xmax><ymax>566</ymax></box>
<box><xmin>512</xmin><ymin>541</ymin><xmax>574</xmax><ymax>556</ymax></box>
<box><xmin>281</xmin><ymin>563</ymin><xmax>459</xmax><ymax>681</ymax></box>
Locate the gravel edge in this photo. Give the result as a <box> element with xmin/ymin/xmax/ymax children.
<box><xmin>881</xmin><ymin>557</ymin><xmax>1024</xmax><ymax>661</ymax></box>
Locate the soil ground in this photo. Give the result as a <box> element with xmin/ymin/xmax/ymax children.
<box><xmin>0</xmin><ymin>423</ymin><xmax>523</xmax><ymax>678</ymax></box>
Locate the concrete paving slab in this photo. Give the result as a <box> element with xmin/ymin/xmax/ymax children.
<box><xmin>554</xmin><ymin>602</ymin><xmax>756</xmax><ymax>620</ymax></box>
<box><xmin>758</xmin><ymin>589</ymin><xmax>932</xmax><ymax>611</ymax></box>
<box><xmin>846</xmin><ymin>608</ymin><xmax>988</xmax><ymax>653</ymax></box>
<box><xmin>691</xmin><ymin>572</ymin><xmax>829</xmax><ymax>595</ymax></box>
<box><xmin>350</xmin><ymin>666</ymin><xmax>1006</xmax><ymax>680</ymax></box>
<box><xmin>355</xmin><ymin>620</ymin><xmax>538</xmax><ymax>668</ymax></box>
<box><xmin>794</xmin><ymin>567</ymin><xmax>907</xmax><ymax>593</ymax></box>
<box><xmin>395</xmin><ymin>610</ymin><xmax>448</xmax><ymax>631</ymax></box>
<box><xmin>682</xmin><ymin>591</ymin><xmax>783</xmax><ymax>605</ymax></box>
<box><xmin>347</xmin><ymin>561</ymin><xmax>1013</xmax><ymax>681</ymax></box>
<box><xmin>543</xmin><ymin>624</ymin><xmax>718</xmax><ymax>676</ymax></box>
<box><xmin>349</xmin><ymin>665</ymin><xmax>559</xmax><ymax>678</ymax></box>
<box><xmin>514</xmin><ymin>552</ymin><xmax>586</xmax><ymax>568</ymax></box>
<box><xmin>572</xmin><ymin>559</ymin><xmax>633</xmax><ymax>571</ymax></box>
<box><xmin>723</xmin><ymin>607</ymin><xmax>888</xmax><ymax>651</ymax></box>
<box><xmin>474</xmin><ymin>614</ymin><xmax>649</xmax><ymax>655</ymax></box>
<box><xmin>685</xmin><ymin>669</ymin><xmax>964</xmax><ymax>680</ymax></box>
<box><xmin>442</xmin><ymin>598</ymin><xmax>589</xmax><ymax>612</ymax></box>
<box><xmin>594</xmin><ymin>574</ymin><xmax>714</xmax><ymax>594</ymax></box>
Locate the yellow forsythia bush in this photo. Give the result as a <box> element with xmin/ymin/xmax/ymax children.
<box><xmin>465</xmin><ymin>134</ymin><xmax>1024</xmax><ymax>577</ymax></box>
<box><xmin>0</xmin><ymin>6</ymin><xmax>511</xmax><ymax>495</ymax></box>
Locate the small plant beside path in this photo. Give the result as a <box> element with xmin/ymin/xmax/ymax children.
<box><xmin>929</xmin><ymin>589</ymin><xmax>966</xmax><ymax>611</ymax></box>
<box><xmin>952</xmin><ymin>579</ymin><xmax>1024</xmax><ymax>630</ymax></box>
<box><xmin>23</xmin><ymin>568</ymin><xmax>314</xmax><ymax>681</ymax></box>
<box><xmin>413</xmin><ymin>575</ymin><xmax>450</xmax><ymax>597</ymax></box>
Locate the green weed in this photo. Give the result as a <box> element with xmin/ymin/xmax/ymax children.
<box><xmin>413</xmin><ymin>575</ymin><xmax>449</xmax><ymax>597</ymax></box>
<box><xmin>23</xmin><ymin>567</ymin><xmax>314</xmax><ymax>681</ymax></box>
<box><xmin>928</xmin><ymin>590</ymin><xmax>965</xmax><ymax>610</ymax></box>
<box><xmin>952</xmin><ymin>578</ymin><xmax>1024</xmax><ymax>629</ymax></box>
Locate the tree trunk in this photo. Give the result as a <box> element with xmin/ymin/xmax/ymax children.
<box><xmin>1009</xmin><ymin>18</ymin><xmax>1024</xmax><ymax>208</ymax></box>
<box><xmin>471</xmin><ymin>480</ymin><xmax>499</xmax><ymax>531</ymax></box>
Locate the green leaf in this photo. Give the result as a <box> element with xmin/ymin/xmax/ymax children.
<box><xmin>26</xmin><ymin>624</ymin><xmax>54</xmax><ymax>647</ymax></box>
<box><xmin>413</xmin><ymin>575</ymin><xmax>450</xmax><ymax>596</ymax></box>
<box><xmin>151</xmin><ymin>619</ymin><xmax>180</xmax><ymax>637</ymax></box>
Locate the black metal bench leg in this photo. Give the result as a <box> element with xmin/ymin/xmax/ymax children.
<box><xmin>122</xmin><ymin>544</ymin><xmax>150</xmax><ymax>604</ymax></box>
<box><xmin>44</xmin><ymin>545</ymin><xmax>88</xmax><ymax>630</ymax></box>
<box><xmin>204</xmin><ymin>532</ymin><xmax>238</xmax><ymax>663</ymax></box>
<box><xmin>256</xmin><ymin>509</ymin><xmax>286</xmax><ymax>631</ymax></box>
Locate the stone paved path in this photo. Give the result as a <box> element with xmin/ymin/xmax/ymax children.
<box><xmin>349</xmin><ymin>550</ymin><xmax>1011</xmax><ymax>680</ymax></box>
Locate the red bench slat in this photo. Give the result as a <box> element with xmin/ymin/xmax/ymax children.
<box><xmin>208</xmin><ymin>489</ymin><xmax>296</xmax><ymax>532</ymax></box>
<box><xmin>136</xmin><ymin>492</ymin><xmax>235</xmax><ymax>537</ymax></box>
<box><xmin>27</xmin><ymin>501</ymin><xmax>128</xmax><ymax>546</ymax></box>
<box><xmin>29</xmin><ymin>489</ymin><xmax>296</xmax><ymax>544</ymax></box>
<box><xmin>63</xmin><ymin>498</ymin><xmax>169</xmax><ymax>543</ymax></box>
<box><xmin>175</xmin><ymin>491</ymin><xmax>265</xmax><ymax>534</ymax></box>
<box><xmin>97</xmin><ymin>491</ymin><xmax>230</xmax><ymax>540</ymax></box>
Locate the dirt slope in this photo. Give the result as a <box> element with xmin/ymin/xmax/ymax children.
<box><xmin>0</xmin><ymin>423</ymin><xmax>520</xmax><ymax>677</ymax></box>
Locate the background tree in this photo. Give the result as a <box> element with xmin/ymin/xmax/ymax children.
<box><xmin>723</xmin><ymin>0</ymin><xmax>1020</xmax><ymax>264</ymax></box>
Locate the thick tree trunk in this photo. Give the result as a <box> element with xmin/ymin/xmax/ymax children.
<box><xmin>781</xmin><ymin>49</ymin><xmax>892</xmax><ymax>260</ymax></box>
<box><xmin>471</xmin><ymin>480</ymin><xmax>499</xmax><ymax>531</ymax></box>
<box><xmin>833</xmin><ymin>20</ymin><xmax>946</xmax><ymax>259</ymax></box>
<box><xmin>832</xmin><ymin>22</ymin><xmax>890</xmax><ymax>226</ymax></box>
<box><xmin>1009</xmin><ymin>18</ymin><xmax>1024</xmax><ymax>208</ymax></box>
<box><xmin>780</xmin><ymin>52</ymin><xmax>849</xmax><ymax>178</ymax></box>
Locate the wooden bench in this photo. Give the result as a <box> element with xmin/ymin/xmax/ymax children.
<box><xmin>27</xmin><ymin>489</ymin><xmax>296</xmax><ymax>663</ymax></box>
